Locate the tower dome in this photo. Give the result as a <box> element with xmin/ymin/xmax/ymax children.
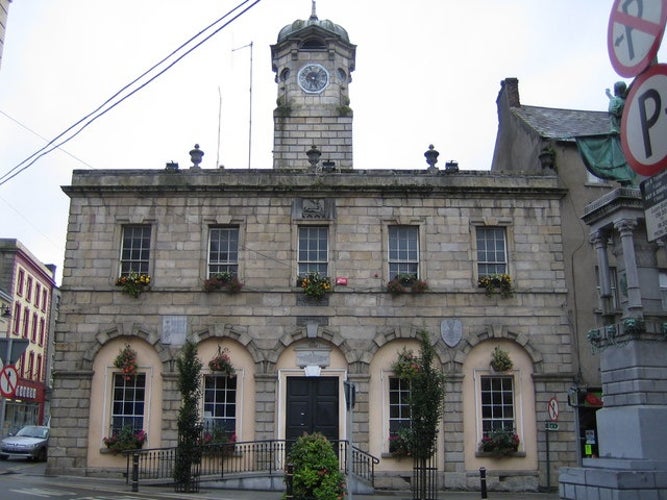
<box><xmin>277</xmin><ymin>1</ymin><xmax>349</xmax><ymax>44</ymax></box>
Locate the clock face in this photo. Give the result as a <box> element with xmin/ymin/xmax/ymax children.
<box><xmin>297</xmin><ymin>64</ymin><xmax>329</xmax><ymax>93</ymax></box>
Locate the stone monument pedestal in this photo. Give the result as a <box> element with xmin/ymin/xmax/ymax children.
<box><xmin>559</xmin><ymin>338</ymin><xmax>667</xmax><ymax>498</ymax></box>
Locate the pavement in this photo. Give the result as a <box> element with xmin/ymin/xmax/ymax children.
<box><xmin>11</xmin><ymin>460</ymin><xmax>561</xmax><ymax>499</ymax></box>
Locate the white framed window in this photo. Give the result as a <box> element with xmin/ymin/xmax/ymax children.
<box><xmin>480</xmin><ymin>375</ymin><xmax>515</xmax><ymax>435</ymax></box>
<box><xmin>476</xmin><ymin>226</ymin><xmax>507</xmax><ymax>276</ymax></box>
<box><xmin>120</xmin><ymin>225</ymin><xmax>152</xmax><ymax>275</ymax></box>
<box><xmin>298</xmin><ymin>226</ymin><xmax>328</xmax><ymax>276</ymax></box>
<box><xmin>208</xmin><ymin>227</ymin><xmax>240</xmax><ymax>277</ymax></box>
<box><xmin>388</xmin><ymin>376</ymin><xmax>411</xmax><ymax>453</ymax></box>
<box><xmin>110</xmin><ymin>373</ymin><xmax>146</xmax><ymax>434</ymax></box>
<box><xmin>203</xmin><ymin>375</ymin><xmax>237</xmax><ymax>437</ymax></box>
<box><xmin>388</xmin><ymin>225</ymin><xmax>419</xmax><ymax>279</ymax></box>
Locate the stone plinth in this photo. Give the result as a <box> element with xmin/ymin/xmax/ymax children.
<box><xmin>559</xmin><ymin>339</ymin><xmax>667</xmax><ymax>498</ymax></box>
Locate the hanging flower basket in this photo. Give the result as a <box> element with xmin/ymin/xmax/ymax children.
<box><xmin>208</xmin><ymin>346</ymin><xmax>235</xmax><ymax>376</ymax></box>
<box><xmin>386</xmin><ymin>273</ymin><xmax>428</xmax><ymax>296</ymax></box>
<box><xmin>114</xmin><ymin>344</ymin><xmax>138</xmax><ymax>381</ymax></box>
<box><xmin>478</xmin><ymin>428</ymin><xmax>520</xmax><ymax>457</ymax></box>
<box><xmin>103</xmin><ymin>426</ymin><xmax>146</xmax><ymax>453</ymax></box>
<box><xmin>391</xmin><ymin>347</ymin><xmax>420</xmax><ymax>379</ymax></box>
<box><xmin>115</xmin><ymin>271</ymin><xmax>151</xmax><ymax>298</ymax></box>
<box><xmin>478</xmin><ymin>273</ymin><xmax>513</xmax><ymax>298</ymax></box>
<box><xmin>490</xmin><ymin>346</ymin><xmax>513</xmax><ymax>372</ymax></box>
<box><xmin>203</xmin><ymin>272</ymin><xmax>243</xmax><ymax>293</ymax></box>
<box><xmin>297</xmin><ymin>272</ymin><xmax>332</xmax><ymax>300</ymax></box>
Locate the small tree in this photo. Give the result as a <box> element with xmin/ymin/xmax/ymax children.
<box><xmin>396</xmin><ymin>330</ymin><xmax>446</xmax><ymax>500</ymax></box>
<box><xmin>174</xmin><ymin>339</ymin><xmax>203</xmax><ymax>492</ymax></box>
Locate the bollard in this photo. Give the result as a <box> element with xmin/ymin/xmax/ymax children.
<box><xmin>131</xmin><ymin>453</ymin><xmax>139</xmax><ymax>492</ymax></box>
<box><xmin>479</xmin><ymin>466</ymin><xmax>487</xmax><ymax>499</ymax></box>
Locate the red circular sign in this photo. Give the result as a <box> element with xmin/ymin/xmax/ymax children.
<box><xmin>608</xmin><ymin>0</ymin><xmax>667</xmax><ymax>77</ymax></box>
<box><xmin>621</xmin><ymin>64</ymin><xmax>667</xmax><ymax>176</ymax></box>
<box><xmin>0</xmin><ymin>365</ymin><xmax>18</xmax><ymax>397</ymax></box>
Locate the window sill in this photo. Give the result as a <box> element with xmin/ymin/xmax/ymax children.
<box><xmin>475</xmin><ymin>451</ymin><xmax>526</xmax><ymax>458</ymax></box>
<box><xmin>381</xmin><ymin>452</ymin><xmax>411</xmax><ymax>459</ymax></box>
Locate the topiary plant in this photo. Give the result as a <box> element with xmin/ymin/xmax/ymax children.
<box><xmin>285</xmin><ymin>432</ymin><xmax>346</xmax><ymax>500</ymax></box>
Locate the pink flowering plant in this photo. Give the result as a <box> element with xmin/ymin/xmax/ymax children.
<box><xmin>203</xmin><ymin>271</ymin><xmax>243</xmax><ymax>293</ymax></box>
<box><xmin>478</xmin><ymin>428</ymin><xmax>520</xmax><ymax>456</ymax></box>
<box><xmin>391</xmin><ymin>347</ymin><xmax>421</xmax><ymax>379</ymax></box>
<box><xmin>103</xmin><ymin>425</ymin><xmax>147</xmax><ymax>453</ymax></box>
<box><xmin>114</xmin><ymin>344</ymin><xmax>138</xmax><ymax>381</ymax></box>
<box><xmin>208</xmin><ymin>346</ymin><xmax>235</xmax><ymax>376</ymax></box>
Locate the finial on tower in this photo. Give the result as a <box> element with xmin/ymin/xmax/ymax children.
<box><xmin>310</xmin><ymin>0</ymin><xmax>318</xmax><ymax>20</ymax></box>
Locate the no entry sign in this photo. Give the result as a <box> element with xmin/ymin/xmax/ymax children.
<box><xmin>608</xmin><ymin>0</ymin><xmax>667</xmax><ymax>77</ymax></box>
<box><xmin>621</xmin><ymin>64</ymin><xmax>667</xmax><ymax>175</ymax></box>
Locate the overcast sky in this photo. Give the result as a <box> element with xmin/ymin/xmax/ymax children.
<box><xmin>0</xmin><ymin>0</ymin><xmax>663</xmax><ymax>285</ymax></box>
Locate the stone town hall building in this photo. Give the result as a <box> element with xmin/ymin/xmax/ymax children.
<box><xmin>48</xmin><ymin>7</ymin><xmax>577</xmax><ymax>492</ymax></box>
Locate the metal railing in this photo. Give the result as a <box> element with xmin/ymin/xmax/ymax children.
<box><xmin>124</xmin><ymin>439</ymin><xmax>378</xmax><ymax>492</ymax></box>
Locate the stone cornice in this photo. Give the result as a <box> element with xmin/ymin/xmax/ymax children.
<box><xmin>62</xmin><ymin>169</ymin><xmax>565</xmax><ymax>199</ymax></box>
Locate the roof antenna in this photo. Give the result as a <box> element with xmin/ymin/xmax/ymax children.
<box><xmin>310</xmin><ymin>0</ymin><xmax>318</xmax><ymax>20</ymax></box>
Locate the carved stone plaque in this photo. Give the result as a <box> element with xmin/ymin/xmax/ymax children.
<box><xmin>295</xmin><ymin>349</ymin><xmax>330</xmax><ymax>368</ymax></box>
<box><xmin>441</xmin><ymin>319</ymin><xmax>463</xmax><ymax>348</ymax></box>
<box><xmin>162</xmin><ymin>315</ymin><xmax>188</xmax><ymax>345</ymax></box>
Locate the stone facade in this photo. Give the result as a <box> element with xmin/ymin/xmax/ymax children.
<box><xmin>47</xmin><ymin>166</ymin><xmax>579</xmax><ymax>491</ymax></box>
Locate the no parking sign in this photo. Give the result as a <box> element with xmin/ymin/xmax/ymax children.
<box><xmin>608</xmin><ymin>0</ymin><xmax>667</xmax><ymax>77</ymax></box>
<box><xmin>0</xmin><ymin>365</ymin><xmax>18</xmax><ymax>398</ymax></box>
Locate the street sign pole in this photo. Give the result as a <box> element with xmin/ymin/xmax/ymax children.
<box><xmin>0</xmin><ymin>338</ymin><xmax>28</xmax><ymax>436</ymax></box>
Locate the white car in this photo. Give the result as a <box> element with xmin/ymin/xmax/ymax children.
<box><xmin>0</xmin><ymin>425</ymin><xmax>49</xmax><ymax>461</ymax></box>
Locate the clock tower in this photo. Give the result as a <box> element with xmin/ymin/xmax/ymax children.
<box><xmin>271</xmin><ymin>2</ymin><xmax>356</xmax><ymax>170</ymax></box>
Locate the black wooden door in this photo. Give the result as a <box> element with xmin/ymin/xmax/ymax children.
<box><xmin>285</xmin><ymin>377</ymin><xmax>339</xmax><ymax>444</ymax></box>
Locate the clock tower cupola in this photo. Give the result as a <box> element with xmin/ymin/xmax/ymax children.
<box><xmin>271</xmin><ymin>1</ymin><xmax>356</xmax><ymax>170</ymax></box>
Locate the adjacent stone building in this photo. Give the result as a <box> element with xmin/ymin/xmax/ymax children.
<box><xmin>47</xmin><ymin>8</ymin><xmax>578</xmax><ymax>492</ymax></box>
<box><xmin>0</xmin><ymin>239</ymin><xmax>57</xmax><ymax>434</ymax></box>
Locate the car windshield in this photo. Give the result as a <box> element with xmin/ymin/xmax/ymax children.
<box><xmin>16</xmin><ymin>426</ymin><xmax>48</xmax><ymax>439</ymax></box>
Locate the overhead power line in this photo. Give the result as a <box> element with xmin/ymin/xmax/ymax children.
<box><xmin>0</xmin><ymin>0</ymin><xmax>263</xmax><ymax>187</ymax></box>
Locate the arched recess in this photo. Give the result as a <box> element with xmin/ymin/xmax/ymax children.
<box><xmin>367</xmin><ymin>328</ymin><xmax>447</xmax><ymax>474</ymax></box>
<box><xmin>271</xmin><ymin>324</ymin><xmax>359</xmax><ymax>372</ymax></box>
<box><xmin>461</xmin><ymin>338</ymin><xmax>538</xmax><ymax>472</ymax></box>
<box><xmin>196</xmin><ymin>336</ymin><xmax>256</xmax><ymax>442</ymax></box>
<box><xmin>452</xmin><ymin>325</ymin><xmax>544</xmax><ymax>375</ymax></box>
<box><xmin>82</xmin><ymin>324</ymin><xmax>171</xmax><ymax>372</ymax></box>
<box><xmin>274</xmin><ymin>334</ymin><xmax>349</xmax><ymax>442</ymax></box>
<box><xmin>369</xmin><ymin>325</ymin><xmax>448</xmax><ymax>366</ymax></box>
<box><xmin>86</xmin><ymin>335</ymin><xmax>163</xmax><ymax>470</ymax></box>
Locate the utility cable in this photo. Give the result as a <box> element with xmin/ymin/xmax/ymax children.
<box><xmin>0</xmin><ymin>109</ymin><xmax>97</xmax><ymax>169</ymax></box>
<box><xmin>0</xmin><ymin>0</ymin><xmax>263</xmax><ymax>187</ymax></box>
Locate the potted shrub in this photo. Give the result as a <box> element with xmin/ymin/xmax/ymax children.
<box><xmin>286</xmin><ymin>432</ymin><xmax>346</xmax><ymax>500</ymax></box>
